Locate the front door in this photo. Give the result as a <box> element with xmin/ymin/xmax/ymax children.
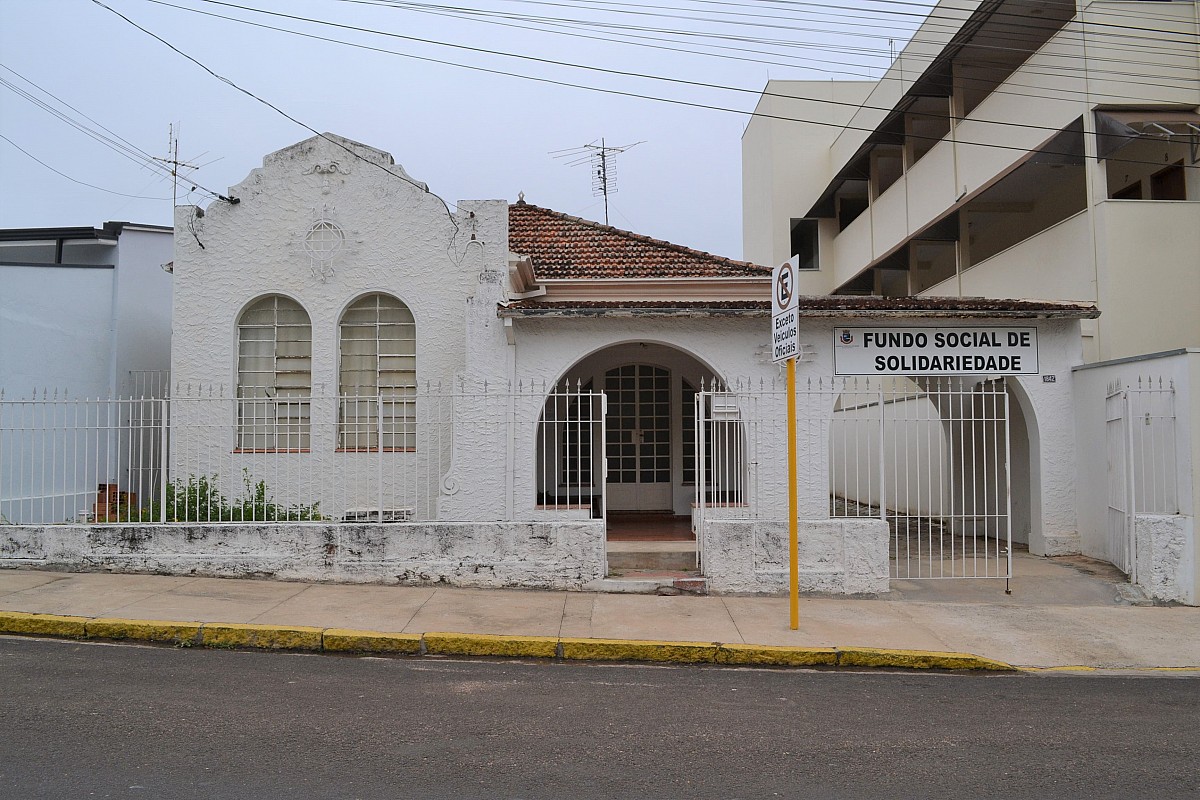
<box><xmin>605</xmin><ymin>364</ymin><xmax>672</xmax><ymax>512</ymax></box>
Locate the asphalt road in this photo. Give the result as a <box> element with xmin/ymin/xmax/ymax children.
<box><xmin>2</xmin><ymin>637</ymin><xmax>1198</xmax><ymax>800</ymax></box>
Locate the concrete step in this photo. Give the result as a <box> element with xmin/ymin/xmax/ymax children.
<box><xmin>606</xmin><ymin>541</ymin><xmax>697</xmax><ymax>571</ymax></box>
<box><xmin>590</xmin><ymin>569</ymin><xmax>708</xmax><ymax>596</ymax></box>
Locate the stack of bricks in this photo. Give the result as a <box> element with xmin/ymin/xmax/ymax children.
<box><xmin>93</xmin><ymin>483</ymin><xmax>137</xmax><ymax>523</ymax></box>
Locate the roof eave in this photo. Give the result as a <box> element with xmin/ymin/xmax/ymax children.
<box><xmin>796</xmin><ymin>308</ymin><xmax>1100</xmax><ymax>320</ymax></box>
<box><xmin>498</xmin><ymin>306</ymin><xmax>770</xmax><ymax>319</ymax></box>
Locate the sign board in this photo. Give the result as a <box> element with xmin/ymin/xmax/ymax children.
<box><xmin>833</xmin><ymin>327</ymin><xmax>1039</xmax><ymax>375</ymax></box>
<box><xmin>771</xmin><ymin>261</ymin><xmax>799</xmax><ymax>363</ymax></box>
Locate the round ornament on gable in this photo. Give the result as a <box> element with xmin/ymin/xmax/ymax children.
<box><xmin>304</xmin><ymin>220</ymin><xmax>345</xmax><ymax>282</ymax></box>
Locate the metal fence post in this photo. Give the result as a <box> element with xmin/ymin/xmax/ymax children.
<box><xmin>377</xmin><ymin>393</ymin><xmax>385</xmax><ymax>523</ymax></box>
<box><xmin>159</xmin><ymin>398</ymin><xmax>169</xmax><ymax>523</ymax></box>
<box><xmin>878</xmin><ymin>383</ymin><xmax>887</xmax><ymax>521</ymax></box>
<box><xmin>1124</xmin><ymin>389</ymin><xmax>1136</xmax><ymax>584</ymax></box>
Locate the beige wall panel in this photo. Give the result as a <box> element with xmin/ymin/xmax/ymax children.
<box><xmin>1100</xmin><ymin>201</ymin><xmax>1200</xmax><ymax>360</ymax></box>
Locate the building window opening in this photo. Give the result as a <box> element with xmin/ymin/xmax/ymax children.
<box><xmin>870</xmin><ymin>145</ymin><xmax>904</xmax><ymax>198</ymax></box>
<box><xmin>1100</xmin><ymin>113</ymin><xmax>1197</xmax><ymax>202</ymax></box>
<box><xmin>905</xmin><ymin>97</ymin><xmax>952</xmax><ymax>166</ymax></box>
<box><xmin>836</xmin><ymin>181</ymin><xmax>870</xmax><ymax>231</ymax></box>
<box><xmin>235</xmin><ymin>295</ymin><xmax>312</xmax><ymax>452</ymax></box>
<box><xmin>909</xmin><ymin>240</ymin><xmax>958</xmax><ymax>294</ymax></box>
<box><xmin>789</xmin><ymin>218</ymin><xmax>820</xmax><ymax>270</ymax></box>
<box><xmin>1150</xmin><ymin>161</ymin><xmax>1187</xmax><ymax>201</ymax></box>
<box><xmin>338</xmin><ymin>293</ymin><xmax>417</xmax><ymax>451</ymax></box>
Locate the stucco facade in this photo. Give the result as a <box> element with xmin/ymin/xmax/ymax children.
<box><xmin>5</xmin><ymin>132</ymin><xmax>1062</xmax><ymax>593</ymax></box>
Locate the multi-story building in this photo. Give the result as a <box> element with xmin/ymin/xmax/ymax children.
<box><xmin>743</xmin><ymin>0</ymin><xmax>1199</xmax><ymax>363</ymax></box>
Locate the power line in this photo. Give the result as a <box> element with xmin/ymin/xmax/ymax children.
<box><xmin>132</xmin><ymin>0</ymin><xmax>1197</xmax><ymax>170</ymax></box>
<box><xmin>348</xmin><ymin>0</ymin><xmax>1200</xmax><ymax>111</ymax></box>
<box><xmin>90</xmin><ymin>0</ymin><xmax>463</xmax><ymax>228</ymax></box>
<box><xmin>0</xmin><ymin>62</ymin><xmax>230</xmax><ymax>202</ymax></box>
<box><xmin>0</xmin><ymin>134</ymin><xmax>173</xmax><ymax>200</ymax></box>
<box><xmin>90</xmin><ymin>0</ymin><xmax>449</xmax><ymax>214</ymax></box>
<box><xmin>359</xmin><ymin>0</ymin><xmax>1200</xmax><ymax>64</ymax></box>
<box><xmin>185</xmin><ymin>0</ymin><xmax>1199</xmax><ymax>120</ymax></box>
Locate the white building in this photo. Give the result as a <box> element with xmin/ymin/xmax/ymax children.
<box><xmin>742</xmin><ymin>0</ymin><xmax>1199</xmax><ymax>599</ymax></box>
<box><xmin>743</xmin><ymin>0</ymin><xmax>1199</xmax><ymax>364</ymax></box>
<box><xmin>0</xmin><ymin>222</ymin><xmax>173</xmax><ymax>398</ymax></box>
<box><xmin>0</xmin><ymin>222</ymin><xmax>172</xmax><ymax>524</ymax></box>
<box><xmin>92</xmin><ymin>131</ymin><xmax>1082</xmax><ymax>594</ymax></box>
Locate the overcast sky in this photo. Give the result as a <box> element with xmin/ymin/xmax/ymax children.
<box><xmin>0</xmin><ymin>0</ymin><xmax>928</xmax><ymax>260</ymax></box>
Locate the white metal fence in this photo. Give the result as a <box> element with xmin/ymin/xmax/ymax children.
<box><xmin>1</xmin><ymin>383</ymin><xmax>606</xmax><ymax>525</ymax></box>
<box><xmin>0</xmin><ymin>392</ymin><xmax>165</xmax><ymax>525</ymax></box>
<box><xmin>1106</xmin><ymin>377</ymin><xmax>1178</xmax><ymax>578</ymax></box>
<box><xmin>696</xmin><ymin>376</ymin><xmax>1012</xmax><ymax>580</ymax></box>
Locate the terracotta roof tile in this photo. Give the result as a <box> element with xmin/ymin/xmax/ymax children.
<box><xmin>499</xmin><ymin>296</ymin><xmax>1099</xmax><ymax>319</ymax></box>
<box><xmin>508</xmin><ymin>201</ymin><xmax>771</xmax><ymax>280</ymax></box>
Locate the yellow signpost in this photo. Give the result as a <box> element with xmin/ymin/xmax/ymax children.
<box><xmin>771</xmin><ymin>261</ymin><xmax>800</xmax><ymax>630</ymax></box>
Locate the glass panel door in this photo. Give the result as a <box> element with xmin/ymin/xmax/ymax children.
<box><xmin>605</xmin><ymin>365</ymin><xmax>672</xmax><ymax>511</ymax></box>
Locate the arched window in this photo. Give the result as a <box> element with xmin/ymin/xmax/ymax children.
<box><xmin>338</xmin><ymin>293</ymin><xmax>416</xmax><ymax>451</ymax></box>
<box><xmin>236</xmin><ymin>295</ymin><xmax>312</xmax><ymax>451</ymax></box>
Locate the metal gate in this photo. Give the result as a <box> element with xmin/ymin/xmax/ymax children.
<box><xmin>697</xmin><ymin>376</ymin><xmax>1013</xmax><ymax>583</ymax></box>
<box><xmin>1106</xmin><ymin>378</ymin><xmax>1178</xmax><ymax>580</ymax></box>
<box><xmin>1106</xmin><ymin>382</ymin><xmax>1135</xmax><ymax>577</ymax></box>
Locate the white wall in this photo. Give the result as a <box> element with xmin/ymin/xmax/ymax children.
<box><xmin>1073</xmin><ymin>349</ymin><xmax>1199</xmax><ymax>604</ymax></box>
<box><xmin>172</xmin><ymin>134</ymin><xmax>501</xmax><ymax>391</ymax></box>
<box><xmin>112</xmin><ymin>227</ymin><xmax>174</xmax><ymax>396</ymax></box>
<box><xmin>741</xmin><ymin>79</ymin><xmax>875</xmax><ymax>271</ymax></box>
<box><xmin>512</xmin><ymin>314</ymin><xmax>1084</xmax><ymax>555</ymax></box>
<box><xmin>0</xmin><ymin>265</ymin><xmax>115</xmax><ymax>397</ymax></box>
<box><xmin>169</xmin><ymin>134</ymin><xmax>510</xmax><ymax>522</ymax></box>
<box><xmin>1096</xmin><ymin>201</ymin><xmax>1200</xmax><ymax>361</ymax></box>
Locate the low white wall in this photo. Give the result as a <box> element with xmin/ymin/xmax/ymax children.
<box><xmin>0</xmin><ymin>521</ymin><xmax>606</xmax><ymax>590</ymax></box>
<box><xmin>1134</xmin><ymin>514</ymin><xmax>1196</xmax><ymax>605</ymax></box>
<box><xmin>1073</xmin><ymin>351</ymin><xmax>1197</xmax><ymax>565</ymax></box>
<box><xmin>701</xmin><ymin>518</ymin><xmax>890</xmax><ymax>594</ymax></box>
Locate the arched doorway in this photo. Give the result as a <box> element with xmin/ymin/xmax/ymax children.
<box><xmin>542</xmin><ymin>342</ymin><xmax>725</xmax><ymax>567</ymax></box>
<box><xmin>828</xmin><ymin>375</ymin><xmax>1034</xmax><ymax>583</ymax></box>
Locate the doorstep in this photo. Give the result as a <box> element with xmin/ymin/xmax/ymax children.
<box><xmin>588</xmin><ymin>568</ymin><xmax>708</xmax><ymax>596</ymax></box>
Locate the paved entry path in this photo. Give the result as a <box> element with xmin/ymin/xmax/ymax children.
<box><xmin>1</xmin><ymin>551</ymin><xmax>1197</xmax><ymax>669</ymax></box>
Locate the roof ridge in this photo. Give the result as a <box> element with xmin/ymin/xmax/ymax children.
<box><xmin>510</xmin><ymin>201</ymin><xmax>769</xmax><ymax>274</ymax></box>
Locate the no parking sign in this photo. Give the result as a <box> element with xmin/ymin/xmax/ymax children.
<box><xmin>771</xmin><ymin>261</ymin><xmax>799</xmax><ymax>363</ymax></box>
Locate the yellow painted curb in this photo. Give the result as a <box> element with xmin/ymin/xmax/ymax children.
<box><xmin>200</xmin><ymin>622</ymin><xmax>323</xmax><ymax>651</ymax></box>
<box><xmin>837</xmin><ymin>646</ymin><xmax>1014</xmax><ymax>671</ymax></box>
<box><xmin>0</xmin><ymin>610</ymin><xmax>89</xmax><ymax>638</ymax></box>
<box><xmin>323</xmin><ymin>628</ymin><xmax>421</xmax><ymax>655</ymax></box>
<box><xmin>87</xmin><ymin>617</ymin><xmax>202</xmax><ymax>645</ymax></box>
<box><xmin>424</xmin><ymin>632</ymin><xmax>559</xmax><ymax>659</ymax></box>
<box><xmin>560</xmin><ymin>637</ymin><xmax>719</xmax><ymax>664</ymax></box>
<box><xmin>716</xmin><ymin>643</ymin><xmax>838</xmax><ymax>667</ymax></box>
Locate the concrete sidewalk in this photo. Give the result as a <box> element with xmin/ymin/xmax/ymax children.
<box><xmin>1</xmin><ymin>552</ymin><xmax>1198</xmax><ymax>670</ymax></box>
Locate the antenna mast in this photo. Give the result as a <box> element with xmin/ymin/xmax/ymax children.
<box><xmin>552</xmin><ymin>139</ymin><xmax>643</xmax><ymax>225</ymax></box>
<box><xmin>153</xmin><ymin>123</ymin><xmax>200</xmax><ymax>207</ymax></box>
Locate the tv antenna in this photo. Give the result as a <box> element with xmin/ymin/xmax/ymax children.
<box><xmin>152</xmin><ymin>123</ymin><xmax>201</xmax><ymax>207</ymax></box>
<box><xmin>551</xmin><ymin>138</ymin><xmax>643</xmax><ymax>225</ymax></box>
